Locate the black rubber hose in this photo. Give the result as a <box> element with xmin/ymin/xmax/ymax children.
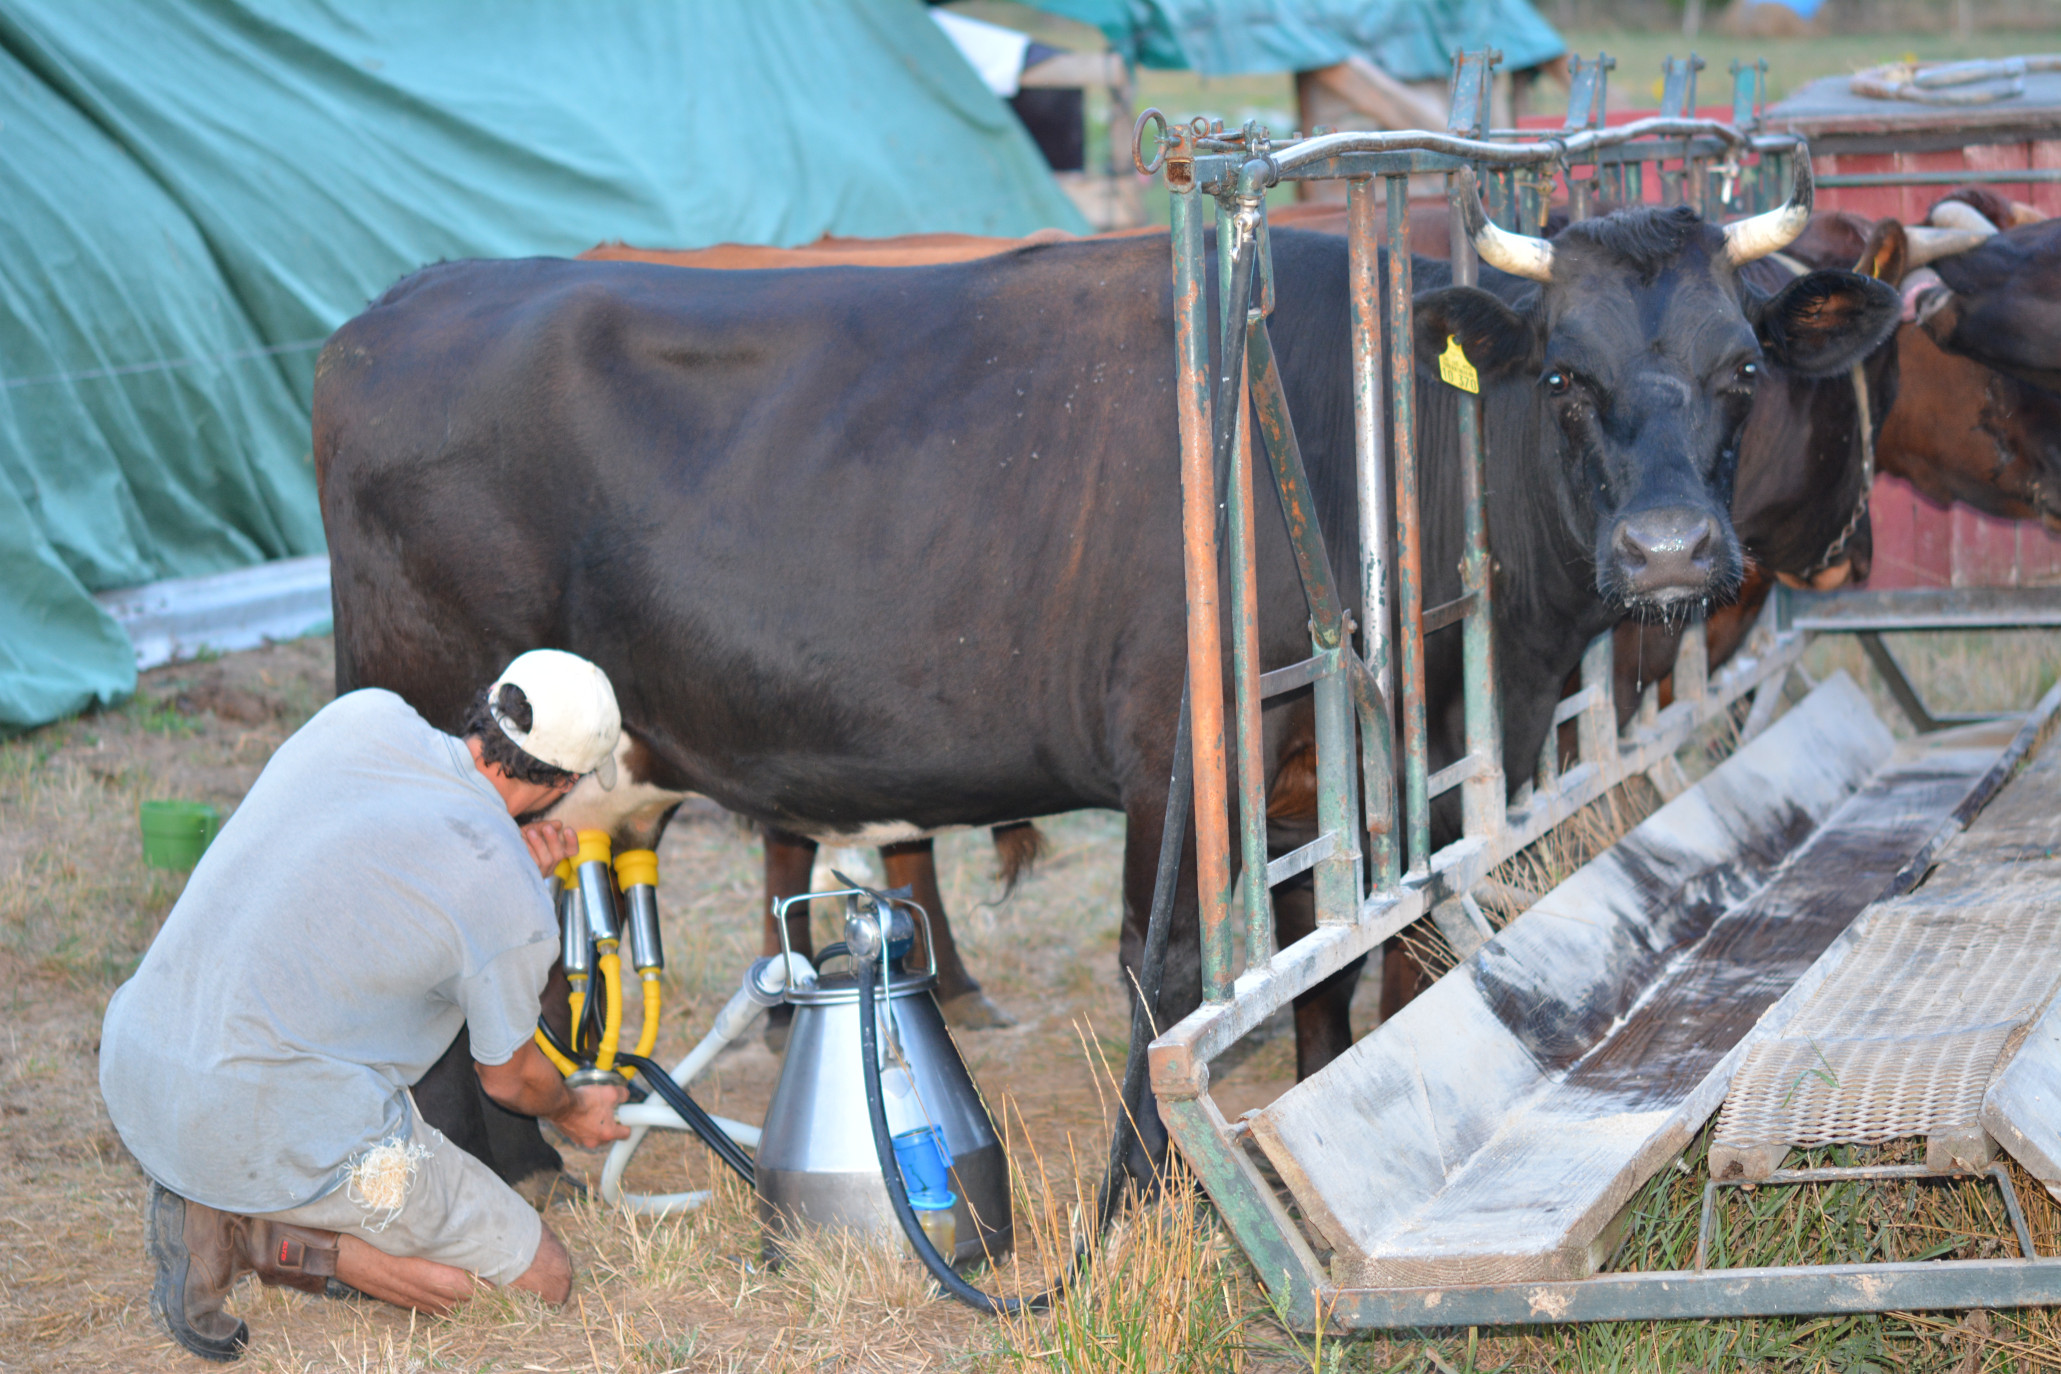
<box><xmin>615</xmin><ymin>1051</ymin><xmax>758</xmax><ymax>1187</ymax></box>
<box><xmin>532</xmin><ymin>1016</ymin><xmax>755</xmax><ymax>1187</ymax></box>
<box><xmin>856</xmin><ymin>949</ymin><xmax>1037</xmax><ymax>1315</ymax></box>
<box><xmin>1099</xmin><ymin>681</ymin><xmax>1192</xmax><ymax>1222</ymax></box>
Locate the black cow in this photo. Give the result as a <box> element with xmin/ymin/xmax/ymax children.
<box><xmin>317</xmin><ymin>158</ymin><xmax>1893</xmax><ymax>1185</ymax></box>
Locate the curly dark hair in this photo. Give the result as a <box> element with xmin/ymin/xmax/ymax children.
<box><xmin>462</xmin><ymin>682</ymin><xmax>579</xmax><ymax>788</ymax></box>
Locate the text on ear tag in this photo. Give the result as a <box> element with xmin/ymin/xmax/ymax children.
<box><xmin>1439</xmin><ymin>335</ymin><xmax>1479</xmax><ymax>394</ymax></box>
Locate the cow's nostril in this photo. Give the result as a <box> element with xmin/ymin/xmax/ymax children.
<box><xmin>1689</xmin><ymin>518</ymin><xmax>1715</xmax><ymax>567</ymax></box>
<box><xmin>1615</xmin><ymin>509</ymin><xmax>1723</xmax><ymax>594</ymax></box>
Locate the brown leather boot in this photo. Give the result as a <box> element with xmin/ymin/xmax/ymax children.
<box><xmin>242</xmin><ymin>1220</ymin><xmax>341</xmax><ymax>1295</ymax></box>
<box><xmin>145</xmin><ymin>1180</ymin><xmax>249</xmax><ymax>1362</ymax></box>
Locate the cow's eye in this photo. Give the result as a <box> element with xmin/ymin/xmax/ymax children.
<box><xmin>1736</xmin><ymin>361</ymin><xmax>1759</xmax><ymax>386</ymax></box>
<box><xmin>1544</xmin><ymin>370</ymin><xmax>1571</xmax><ymax>395</ymax></box>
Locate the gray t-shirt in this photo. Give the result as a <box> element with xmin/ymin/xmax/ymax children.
<box><xmin>100</xmin><ymin>689</ymin><xmax>558</xmax><ymax>1213</ymax></box>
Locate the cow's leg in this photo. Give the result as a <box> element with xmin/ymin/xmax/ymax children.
<box><xmin>1117</xmin><ymin>790</ymin><xmax>1201</xmax><ymax>1180</ymax></box>
<box><xmin>762</xmin><ymin>827</ymin><xmax>818</xmax><ymax>1053</ymax></box>
<box><xmin>1379</xmin><ymin>939</ymin><xmax>1428</xmax><ymax>1021</ymax></box>
<box><xmin>879</xmin><ymin>840</ymin><xmax>1014</xmax><ymax>1030</ymax></box>
<box><xmin>1270</xmin><ymin>871</ymin><xmax>1364</xmax><ymax>1079</ymax></box>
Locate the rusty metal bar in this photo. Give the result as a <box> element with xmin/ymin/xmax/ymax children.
<box><xmin>1168</xmin><ymin>172</ymin><xmax>1234</xmax><ymax>1004</ymax></box>
<box><xmin>1324</xmin><ymin>1257</ymin><xmax>2061</xmax><ymax>1331</ymax></box>
<box><xmin>1427</xmin><ymin>754</ymin><xmax>1483</xmax><ymax>798</ymax></box>
<box><xmin>1423</xmin><ymin>592</ymin><xmax>1475</xmax><ymax>634</ymax></box>
<box><xmin>1260</xmin><ymin>653</ymin><xmax>1326</xmax><ymax>698</ymax></box>
<box><xmin>1246</xmin><ymin>322</ymin><xmax>1346</xmax><ymax>647</ymax></box>
<box><xmin>1448</xmin><ymin>174</ymin><xmax>1505</xmax><ymax>843</ymax></box>
<box><xmin>1347</xmin><ymin>176</ymin><xmax>1397</xmax><ymax>888</ymax></box>
<box><xmin>1266</xmin><ymin>832</ymin><xmax>1337</xmax><ymax>887</ymax></box>
<box><xmin>1697</xmin><ymin>1163</ymin><xmax>2041</xmax><ymax>1272</ymax></box>
<box><xmin>1221</xmin><ymin>198</ymin><xmax>1273</xmax><ymax>978</ymax></box>
<box><xmin>1347</xmin><ymin>177</ymin><xmax>1390</xmax><ymax>710</ymax></box>
<box><xmin>1349</xmin><ymin>650</ymin><xmax>1400</xmax><ymax>890</ymax></box>
<box><xmin>1387</xmin><ymin>174</ymin><xmax>1429</xmax><ymax>875</ymax></box>
<box><xmin>1312</xmin><ymin>643</ymin><xmax>1362</xmax><ymax>922</ymax></box>
<box><xmin>1245</xmin><ymin>311</ymin><xmax>1360</xmax><ymax>925</ymax></box>
<box><xmin>1229</xmin><ymin>372</ymin><xmax>1272</xmax><ymax>969</ymax></box>
<box><xmin>1158</xmin><ymin>1096</ymin><xmax>1327</xmax><ymax>1319</ymax></box>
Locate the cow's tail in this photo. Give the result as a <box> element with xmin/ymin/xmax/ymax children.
<box><xmin>990</xmin><ymin>821</ymin><xmax>1047</xmax><ymax>895</ymax></box>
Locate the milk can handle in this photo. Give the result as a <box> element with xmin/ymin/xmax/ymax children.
<box><xmin>770</xmin><ymin>887</ymin><xmax>936</xmax><ymax>980</ymax></box>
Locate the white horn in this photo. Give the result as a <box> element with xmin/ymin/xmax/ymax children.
<box><xmin>1904</xmin><ymin>225</ymin><xmax>1992</xmax><ymax>267</ymax></box>
<box><xmin>1928</xmin><ymin>199</ymin><xmax>2000</xmax><ymax>238</ymax></box>
<box><xmin>1458</xmin><ymin>168</ymin><xmax>1554</xmax><ymax>283</ymax></box>
<box><xmin>1723</xmin><ymin>149</ymin><xmax>1814</xmax><ymax>267</ymax></box>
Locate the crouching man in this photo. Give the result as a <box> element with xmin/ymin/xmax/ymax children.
<box><xmin>100</xmin><ymin>649</ymin><xmax>633</xmax><ymax>1361</ymax></box>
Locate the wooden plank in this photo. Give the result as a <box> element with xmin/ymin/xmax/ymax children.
<box><xmin>2036</xmin><ymin>138</ymin><xmax>2061</xmax><ymax>219</ymax></box>
<box><xmin>1984</xmin><ymin>988</ymin><xmax>2061</xmax><ymax>1198</ymax></box>
<box><xmin>1867</xmin><ymin>477</ymin><xmax>1921</xmax><ymax>592</ymax></box>
<box><xmin>1912</xmin><ymin>489</ymin><xmax>1954</xmax><ymax>590</ymax></box>
<box><xmin>1249</xmin><ymin>675</ymin><xmax>1900</xmax><ymax>1282</ymax></box>
<box><xmin>1951</xmin><ymin>503</ymin><xmax>2020</xmax><ymax>590</ymax></box>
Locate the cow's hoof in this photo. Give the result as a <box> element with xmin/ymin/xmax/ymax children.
<box><xmin>511</xmin><ymin>1169</ymin><xmax>587</xmax><ymax>1212</ymax></box>
<box><xmin>938</xmin><ymin>990</ymin><xmax>1016</xmax><ymax>1030</ymax></box>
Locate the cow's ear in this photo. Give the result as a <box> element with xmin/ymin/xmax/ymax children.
<box><xmin>1854</xmin><ymin>220</ymin><xmax>1907</xmax><ymax>284</ymax></box>
<box><xmin>1413</xmin><ymin>286</ymin><xmax>1539</xmax><ymax>379</ymax></box>
<box><xmin>1753</xmin><ymin>269</ymin><xmax>1900</xmax><ymax>377</ymax></box>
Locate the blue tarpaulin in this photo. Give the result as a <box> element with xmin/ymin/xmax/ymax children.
<box><xmin>0</xmin><ymin>0</ymin><xmax>1084</xmax><ymax>732</ymax></box>
<box><xmin>1033</xmin><ymin>0</ymin><xmax>1564</xmax><ymax>81</ymax></box>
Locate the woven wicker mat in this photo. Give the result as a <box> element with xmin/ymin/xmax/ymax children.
<box><xmin>1716</xmin><ymin>865</ymin><xmax>2061</xmax><ymax>1152</ymax></box>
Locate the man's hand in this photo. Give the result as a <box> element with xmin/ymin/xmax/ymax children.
<box><xmin>477</xmin><ymin>1040</ymin><xmax>629</xmax><ymax>1148</ymax></box>
<box><xmin>521</xmin><ymin>819</ymin><xmax>579</xmax><ymax>876</ymax></box>
<box><xmin>550</xmin><ymin>1081</ymin><xmax>631</xmax><ymax>1149</ymax></box>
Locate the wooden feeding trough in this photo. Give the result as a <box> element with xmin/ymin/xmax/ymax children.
<box><xmin>1140</xmin><ymin>49</ymin><xmax>2061</xmax><ymax>1331</ymax></box>
<box><xmin>1253</xmin><ymin>679</ymin><xmax>2053</xmax><ymax>1294</ymax></box>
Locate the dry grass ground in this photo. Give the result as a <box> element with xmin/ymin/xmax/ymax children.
<box><xmin>4</xmin><ymin>628</ymin><xmax>2061</xmax><ymax>1372</ymax></box>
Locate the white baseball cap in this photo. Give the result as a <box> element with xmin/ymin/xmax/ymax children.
<box><xmin>487</xmin><ymin>649</ymin><xmax>622</xmax><ymax>788</ymax></box>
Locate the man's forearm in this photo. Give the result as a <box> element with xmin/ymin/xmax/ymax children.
<box><xmin>475</xmin><ymin>1041</ymin><xmax>576</xmax><ymax>1119</ymax></box>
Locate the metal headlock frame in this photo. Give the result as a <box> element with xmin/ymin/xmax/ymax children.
<box><xmin>1143</xmin><ymin>49</ymin><xmax>2061</xmax><ymax>1333</ymax></box>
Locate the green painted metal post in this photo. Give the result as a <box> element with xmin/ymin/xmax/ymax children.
<box><xmin>1347</xmin><ymin>176</ymin><xmax>1398</xmax><ymax>883</ymax></box>
<box><xmin>1158</xmin><ymin>1095</ymin><xmax>1329</xmax><ymax>1328</ymax></box>
<box><xmin>1245</xmin><ymin>325</ymin><xmax>1346</xmax><ymax>645</ymax></box>
<box><xmin>1220</xmin><ymin>193</ymin><xmax>1273</xmax><ymax>976</ymax></box>
<box><xmin>1386</xmin><ymin>174</ymin><xmax>1430</xmax><ymax>875</ymax></box>
<box><xmin>1447</xmin><ymin>177</ymin><xmax>1506</xmax><ymax>842</ymax></box>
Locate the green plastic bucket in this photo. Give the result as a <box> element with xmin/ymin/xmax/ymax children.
<box><xmin>140</xmin><ymin>800</ymin><xmax>221</xmax><ymax>871</ymax></box>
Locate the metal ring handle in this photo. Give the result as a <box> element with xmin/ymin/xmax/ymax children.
<box><xmin>1132</xmin><ymin>106</ymin><xmax>1170</xmax><ymax>176</ymax></box>
<box><xmin>771</xmin><ymin>886</ymin><xmax>937</xmax><ymax>980</ymax></box>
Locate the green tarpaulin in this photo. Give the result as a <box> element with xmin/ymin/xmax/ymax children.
<box><xmin>0</xmin><ymin>0</ymin><xmax>1084</xmax><ymax>732</ymax></box>
<box><xmin>1035</xmin><ymin>0</ymin><xmax>1564</xmax><ymax>81</ymax></box>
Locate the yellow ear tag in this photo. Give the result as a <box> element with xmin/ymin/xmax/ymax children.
<box><xmin>1439</xmin><ymin>335</ymin><xmax>1479</xmax><ymax>394</ymax></box>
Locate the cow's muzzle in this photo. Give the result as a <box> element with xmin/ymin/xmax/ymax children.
<box><xmin>1610</xmin><ymin>508</ymin><xmax>1723</xmax><ymax>603</ymax></box>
